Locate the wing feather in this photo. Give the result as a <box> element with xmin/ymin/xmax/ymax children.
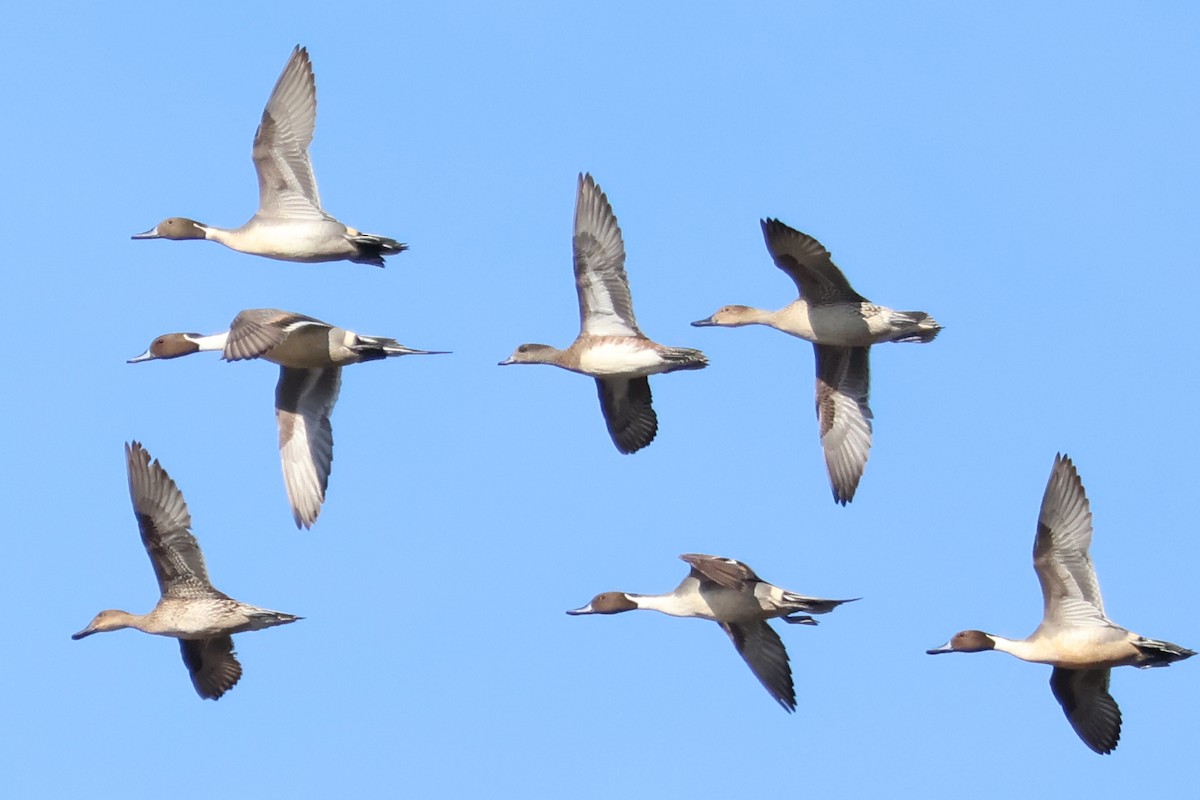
<box><xmin>275</xmin><ymin>367</ymin><xmax>340</xmax><ymax>528</ymax></box>
<box><xmin>252</xmin><ymin>46</ymin><xmax>325</xmax><ymax>219</ymax></box>
<box><xmin>721</xmin><ymin>622</ymin><xmax>796</xmax><ymax>712</ymax></box>
<box><xmin>179</xmin><ymin>636</ymin><xmax>243</xmax><ymax>700</ymax></box>
<box><xmin>125</xmin><ymin>442</ymin><xmax>215</xmax><ymax>598</ymax></box>
<box><xmin>814</xmin><ymin>345</ymin><xmax>873</xmax><ymax>504</ymax></box>
<box><xmin>1049</xmin><ymin>667</ymin><xmax>1121</xmax><ymax>754</ymax></box>
<box><xmin>761</xmin><ymin>219</ymin><xmax>865</xmax><ymax>304</ymax></box>
<box><xmin>1034</xmin><ymin>454</ymin><xmax>1106</xmax><ymax>623</ymax></box>
<box><xmin>575</xmin><ymin>174</ymin><xmax>640</xmax><ymax>336</ymax></box>
<box><xmin>595</xmin><ymin>377</ymin><xmax>657</xmax><ymax>454</ymax></box>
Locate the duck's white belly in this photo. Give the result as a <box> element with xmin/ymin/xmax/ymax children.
<box><xmin>576</xmin><ymin>341</ymin><xmax>666</xmax><ymax>377</ymax></box>
<box><xmin>215</xmin><ymin>219</ymin><xmax>353</xmax><ymax>262</ymax></box>
<box><xmin>1021</xmin><ymin>626</ymin><xmax>1137</xmax><ymax>669</ymax></box>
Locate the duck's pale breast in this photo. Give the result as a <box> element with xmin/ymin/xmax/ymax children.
<box><xmin>1025</xmin><ymin>626</ymin><xmax>1141</xmax><ymax>669</ymax></box>
<box><xmin>148</xmin><ymin>598</ymin><xmax>256</xmax><ymax>639</ymax></box>
<box><xmin>575</xmin><ymin>338</ymin><xmax>674</xmax><ymax>377</ymax></box>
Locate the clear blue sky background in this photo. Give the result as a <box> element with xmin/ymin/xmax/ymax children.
<box><xmin>3</xmin><ymin>2</ymin><xmax>1196</xmax><ymax>796</ymax></box>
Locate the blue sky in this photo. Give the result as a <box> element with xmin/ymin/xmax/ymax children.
<box><xmin>3</xmin><ymin>1</ymin><xmax>1197</xmax><ymax>796</ymax></box>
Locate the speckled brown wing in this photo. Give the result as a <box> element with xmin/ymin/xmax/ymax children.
<box><xmin>179</xmin><ymin>636</ymin><xmax>243</xmax><ymax>700</ymax></box>
<box><xmin>125</xmin><ymin>442</ymin><xmax>217</xmax><ymax>599</ymax></box>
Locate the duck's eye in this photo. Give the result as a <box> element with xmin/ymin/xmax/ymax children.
<box><xmin>518</xmin><ymin>344</ymin><xmax>529</xmax><ymax>353</ymax></box>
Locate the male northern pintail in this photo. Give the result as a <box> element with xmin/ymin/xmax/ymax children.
<box><xmin>692</xmin><ymin>220</ymin><xmax>940</xmax><ymax>504</ymax></box>
<box><xmin>568</xmin><ymin>553</ymin><xmax>856</xmax><ymax>711</ymax></box>
<box><xmin>500</xmin><ymin>174</ymin><xmax>708</xmax><ymax>453</ymax></box>
<box><xmin>129</xmin><ymin>309</ymin><xmax>446</xmax><ymax>529</ymax></box>
<box><xmin>73</xmin><ymin>442</ymin><xmax>300</xmax><ymax>699</ymax></box>
<box><xmin>927</xmin><ymin>454</ymin><xmax>1194</xmax><ymax>754</ymax></box>
<box><xmin>132</xmin><ymin>46</ymin><xmax>405</xmax><ymax>267</ymax></box>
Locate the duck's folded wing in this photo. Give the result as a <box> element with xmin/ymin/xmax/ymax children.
<box><xmin>125</xmin><ymin>442</ymin><xmax>215</xmax><ymax>598</ymax></box>
<box><xmin>815</xmin><ymin>345</ymin><xmax>873</xmax><ymax>505</ymax></box>
<box><xmin>180</xmin><ymin>636</ymin><xmax>243</xmax><ymax>700</ymax></box>
<box><xmin>595</xmin><ymin>377</ymin><xmax>657</xmax><ymax>454</ymax></box>
<box><xmin>680</xmin><ymin>553</ymin><xmax>760</xmax><ymax>591</ymax></box>
<box><xmin>1034</xmin><ymin>454</ymin><xmax>1106</xmax><ymax>623</ymax></box>
<box><xmin>276</xmin><ymin>367</ymin><xmax>341</xmax><ymax>528</ymax></box>
<box><xmin>225</xmin><ymin>309</ymin><xmax>323</xmax><ymax>361</ymax></box>
<box><xmin>253</xmin><ymin>45</ymin><xmax>325</xmax><ymax>219</ymax></box>
<box><xmin>1049</xmin><ymin>667</ymin><xmax>1121</xmax><ymax>754</ymax></box>
<box><xmin>721</xmin><ymin>621</ymin><xmax>796</xmax><ymax>712</ymax></box>
<box><xmin>574</xmin><ymin>174</ymin><xmax>641</xmax><ymax>337</ymax></box>
<box><xmin>760</xmin><ymin>219</ymin><xmax>866</xmax><ymax>304</ymax></box>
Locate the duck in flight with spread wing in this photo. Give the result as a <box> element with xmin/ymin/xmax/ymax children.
<box><xmin>132</xmin><ymin>46</ymin><xmax>405</xmax><ymax>267</ymax></box>
<box><xmin>693</xmin><ymin>219</ymin><xmax>940</xmax><ymax>504</ymax></box>
<box><xmin>500</xmin><ymin>173</ymin><xmax>708</xmax><ymax>453</ymax></box>
<box><xmin>72</xmin><ymin>442</ymin><xmax>300</xmax><ymax>699</ymax></box>
<box><xmin>129</xmin><ymin>309</ymin><xmax>446</xmax><ymax>529</ymax></box>
<box><xmin>568</xmin><ymin>553</ymin><xmax>857</xmax><ymax>711</ymax></box>
<box><xmin>927</xmin><ymin>454</ymin><xmax>1194</xmax><ymax>754</ymax></box>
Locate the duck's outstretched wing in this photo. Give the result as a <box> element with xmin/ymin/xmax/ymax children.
<box><xmin>814</xmin><ymin>345</ymin><xmax>872</xmax><ymax>505</ymax></box>
<box><xmin>574</xmin><ymin>174</ymin><xmax>640</xmax><ymax>337</ymax></box>
<box><xmin>680</xmin><ymin>553</ymin><xmax>761</xmax><ymax>590</ymax></box>
<box><xmin>180</xmin><ymin>636</ymin><xmax>243</xmax><ymax>700</ymax></box>
<box><xmin>721</xmin><ymin>621</ymin><xmax>796</xmax><ymax>712</ymax></box>
<box><xmin>1034</xmin><ymin>454</ymin><xmax>1107</xmax><ymax>626</ymax></box>
<box><xmin>125</xmin><ymin>442</ymin><xmax>216</xmax><ymax>599</ymax></box>
<box><xmin>1049</xmin><ymin>667</ymin><xmax>1121</xmax><ymax>754</ymax></box>
<box><xmin>276</xmin><ymin>367</ymin><xmax>341</xmax><ymax>528</ymax></box>
<box><xmin>761</xmin><ymin>219</ymin><xmax>865</xmax><ymax>304</ymax></box>
<box><xmin>253</xmin><ymin>45</ymin><xmax>324</xmax><ymax>220</ymax></box>
<box><xmin>595</xmin><ymin>377</ymin><xmax>657</xmax><ymax>454</ymax></box>
<box><xmin>224</xmin><ymin>309</ymin><xmax>323</xmax><ymax>361</ymax></box>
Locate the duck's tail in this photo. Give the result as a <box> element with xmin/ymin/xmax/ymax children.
<box><xmin>348</xmin><ymin>232</ymin><xmax>408</xmax><ymax>267</ymax></box>
<box><xmin>660</xmin><ymin>346</ymin><xmax>709</xmax><ymax>371</ymax></box>
<box><xmin>1133</xmin><ymin>636</ymin><xmax>1196</xmax><ymax>668</ymax></box>
<box><xmin>781</xmin><ymin>593</ymin><xmax>860</xmax><ymax>616</ymax></box>
<box><xmin>889</xmin><ymin>311</ymin><xmax>942</xmax><ymax>344</ymax></box>
<box><xmin>248</xmin><ymin>611</ymin><xmax>304</xmax><ymax>630</ymax></box>
<box><xmin>352</xmin><ymin>336</ymin><xmax>450</xmax><ymax>361</ymax></box>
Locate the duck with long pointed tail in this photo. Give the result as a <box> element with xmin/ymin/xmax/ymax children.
<box><xmin>132</xmin><ymin>46</ymin><xmax>405</xmax><ymax>267</ymax></box>
<box><xmin>927</xmin><ymin>454</ymin><xmax>1194</xmax><ymax>754</ymax></box>
<box><xmin>130</xmin><ymin>309</ymin><xmax>447</xmax><ymax>528</ymax></box>
<box><xmin>73</xmin><ymin>442</ymin><xmax>300</xmax><ymax>699</ymax></box>
<box><xmin>693</xmin><ymin>220</ymin><xmax>940</xmax><ymax>504</ymax></box>
<box><xmin>500</xmin><ymin>174</ymin><xmax>708</xmax><ymax>453</ymax></box>
<box><xmin>568</xmin><ymin>553</ymin><xmax>857</xmax><ymax>711</ymax></box>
